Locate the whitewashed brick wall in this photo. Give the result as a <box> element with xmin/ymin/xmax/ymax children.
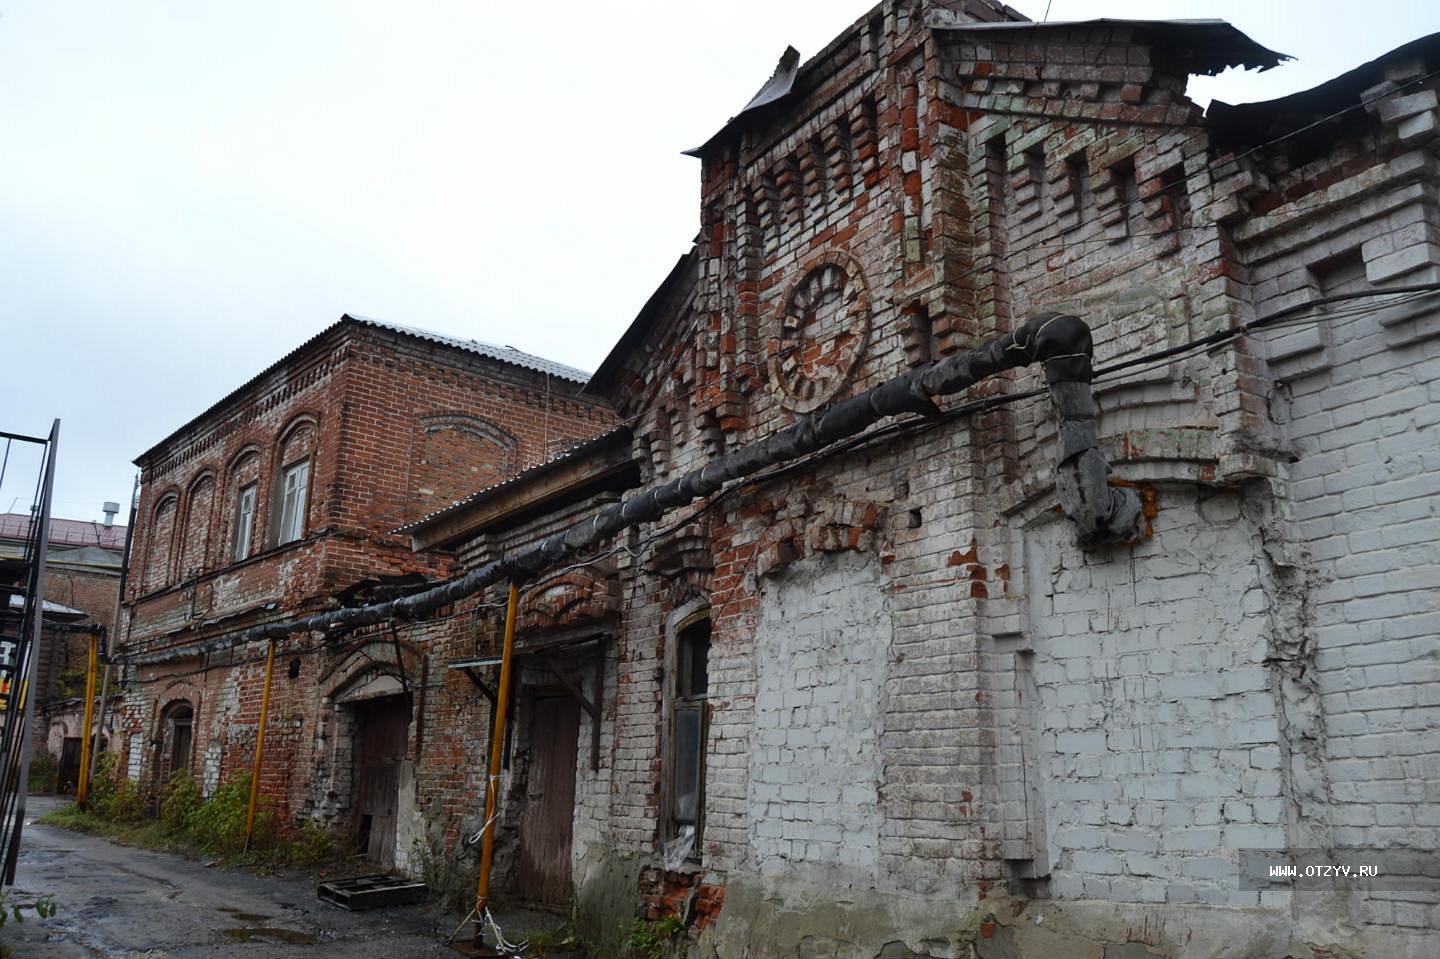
<box><xmin>750</xmin><ymin>552</ymin><xmax>889</xmax><ymax>879</ymax></box>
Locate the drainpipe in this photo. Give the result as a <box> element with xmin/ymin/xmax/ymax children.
<box><xmin>75</xmin><ymin>634</ymin><xmax>99</xmax><ymax>807</ymax></box>
<box><xmin>243</xmin><ymin>638</ymin><xmax>276</xmax><ymax>848</ymax></box>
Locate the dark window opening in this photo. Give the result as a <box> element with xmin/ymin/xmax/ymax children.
<box><xmin>669</xmin><ymin>613</ymin><xmax>711</xmax><ymax>854</ymax></box>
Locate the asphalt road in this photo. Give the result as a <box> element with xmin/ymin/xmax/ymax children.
<box><xmin>2</xmin><ymin>795</ymin><xmax>543</xmax><ymax>958</ymax></box>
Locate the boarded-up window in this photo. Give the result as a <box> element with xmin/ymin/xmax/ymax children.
<box><xmin>142</xmin><ymin>496</ymin><xmax>179</xmax><ymax>592</ymax></box>
<box><xmin>408</xmin><ymin>415</ymin><xmax>516</xmax><ymax>520</ymax></box>
<box><xmin>177</xmin><ymin>476</ymin><xmax>215</xmax><ymax>579</ymax></box>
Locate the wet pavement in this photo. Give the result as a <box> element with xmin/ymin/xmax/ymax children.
<box><xmin>3</xmin><ymin>795</ymin><xmax>559</xmax><ymax>958</ymax></box>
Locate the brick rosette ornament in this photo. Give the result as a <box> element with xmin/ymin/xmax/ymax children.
<box><xmin>769</xmin><ymin>250</ymin><xmax>872</xmax><ymax>412</ymax></box>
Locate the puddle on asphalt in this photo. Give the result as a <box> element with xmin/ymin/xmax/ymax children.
<box><xmin>217</xmin><ymin>907</ymin><xmax>273</xmax><ymax>922</ymax></box>
<box><xmin>222</xmin><ymin>927</ymin><xmax>318</xmax><ymax>945</ymax></box>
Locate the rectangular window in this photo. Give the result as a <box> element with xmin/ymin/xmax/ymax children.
<box><xmin>277</xmin><ymin>459</ymin><xmax>309</xmax><ymax>545</ymax></box>
<box><xmin>232</xmin><ymin>483</ymin><xmax>256</xmax><ymax>562</ymax></box>
<box><xmin>667</xmin><ymin>613</ymin><xmax>710</xmax><ymax>860</ymax></box>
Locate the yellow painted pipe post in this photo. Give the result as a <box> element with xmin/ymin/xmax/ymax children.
<box><xmin>244</xmin><ymin>638</ymin><xmax>277</xmax><ymax>848</ymax></box>
<box><xmin>475</xmin><ymin>583</ymin><xmax>521</xmax><ymax>929</ymax></box>
<box><xmin>75</xmin><ymin>634</ymin><xmax>99</xmax><ymax>808</ymax></box>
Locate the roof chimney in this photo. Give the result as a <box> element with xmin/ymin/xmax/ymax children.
<box><xmin>103</xmin><ymin>501</ymin><xmax>120</xmax><ymax>527</ymax></box>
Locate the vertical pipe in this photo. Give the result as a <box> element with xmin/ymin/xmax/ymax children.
<box><xmin>86</xmin><ymin>474</ymin><xmax>137</xmax><ymax>791</ymax></box>
<box><xmin>75</xmin><ymin>634</ymin><xmax>99</xmax><ymax>807</ymax></box>
<box><xmin>86</xmin><ymin>650</ymin><xmax>111</xmax><ymax>796</ymax></box>
<box><xmin>244</xmin><ymin>638</ymin><xmax>276</xmax><ymax>847</ymax></box>
<box><xmin>474</xmin><ymin>582</ymin><xmax>520</xmax><ymax>924</ymax></box>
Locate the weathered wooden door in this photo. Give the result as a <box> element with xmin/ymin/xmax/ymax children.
<box><xmin>354</xmin><ymin>695</ymin><xmax>410</xmax><ymax>868</ymax></box>
<box><xmin>58</xmin><ymin>738</ymin><xmax>81</xmax><ymax>793</ymax></box>
<box><xmin>516</xmin><ymin>695</ymin><xmax>580</xmax><ymax>910</ymax></box>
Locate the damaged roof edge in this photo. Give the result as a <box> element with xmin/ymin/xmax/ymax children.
<box><xmin>1206</xmin><ymin>31</ymin><xmax>1440</xmax><ymax>152</ymax></box>
<box><xmin>934</xmin><ymin>19</ymin><xmax>1290</xmax><ymax>76</ymax></box>
<box><xmin>683</xmin><ymin>46</ymin><xmax>801</xmax><ymax>158</ymax></box>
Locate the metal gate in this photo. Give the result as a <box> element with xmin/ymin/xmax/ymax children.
<box><xmin>353</xmin><ymin>695</ymin><xmax>410</xmax><ymax>868</ymax></box>
<box><xmin>516</xmin><ymin>695</ymin><xmax>579</xmax><ymax>910</ymax></box>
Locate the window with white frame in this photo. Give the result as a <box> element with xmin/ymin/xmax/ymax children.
<box><xmin>232</xmin><ymin>483</ymin><xmax>256</xmax><ymax>562</ymax></box>
<box><xmin>275</xmin><ymin>459</ymin><xmax>309</xmax><ymax>545</ymax></box>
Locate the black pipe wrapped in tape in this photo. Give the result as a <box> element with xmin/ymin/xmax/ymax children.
<box><xmin>123</xmin><ymin>311</ymin><xmax>1140</xmax><ymax>666</ymax></box>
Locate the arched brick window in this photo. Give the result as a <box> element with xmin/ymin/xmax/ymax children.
<box><xmin>271</xmin><ymin>417</ymin><xmax>318</xmax><ymax>547</ymax></box>
<box><xmin>408</xmin><ymin>414</ymin><xmax>516</xmax><ymax>519</ymax></box>
<box><xmin>270</xmin><ymin>417</ymin><xmax>318</xmax><ymax>544</ymax></box>
<box><xmin>177</xmin><ymin>474</ymin><xmax>216</xmax><ymax>579</ymax></box>
<box><xmin>141</xmin><ymin>494</ymin><xmax>180</xmax><ymax>593</ymax></box>
<box><xmin>224</xmin><ymin>450</ymin><xmax>263</xmax><ymax>564</ymax></box>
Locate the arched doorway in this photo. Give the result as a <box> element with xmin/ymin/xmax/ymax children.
<box><xmin>333</xmin><ymin>671</ymin><xmax>411</xmax><ymax>868</ymax></box>
<box><xmin>155</xmin><ymin>700</ymin><xmax>194</xmax><ymax>787</ymax></box>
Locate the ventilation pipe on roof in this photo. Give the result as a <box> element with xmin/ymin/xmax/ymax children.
<box><xmin>102</xmin><ymin>502</ymin><xmax>120</xmax><ymax>527</ymax></box>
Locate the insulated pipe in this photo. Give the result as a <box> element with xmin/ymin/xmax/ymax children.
<box><xmin>76</xmin><ymin>634</ymin><xmax>99</xmax><ymax>807</ymax></box>
<box><xmin>244</xmin><ymin>638</ymin><xmax>276</xmax><ymax>848</ymax></box>
<box><xmin>474</xmin><ymin>582</ymin><xmax>521</xmax><ymax>928</ymax></box>
<box><xmin>123</xmin><ymin>312</ymin><xmax>1141</xmax><ymax>666</ymax></box>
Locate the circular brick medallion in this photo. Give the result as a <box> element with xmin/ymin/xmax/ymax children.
<box><xmin>769</xmin><ymin>251</ymin><xmax>871</xmax><ymax>412</ymax></box>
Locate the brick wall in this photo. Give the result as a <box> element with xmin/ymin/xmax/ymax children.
<box><xmin>420</xmin><ymin>6</ymin><xmax>1440</xmax><ymax>958</ymax></box>
<box><xmin>116</xmin><ymin>319</ymin><xmax>614</xmax><ymax>841</ymax></box>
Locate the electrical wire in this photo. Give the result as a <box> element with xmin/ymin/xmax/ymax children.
<box><xmin>116</xmin><ymin>284</ymin><xmax>1440</xmax><ymax>675</ymax></box>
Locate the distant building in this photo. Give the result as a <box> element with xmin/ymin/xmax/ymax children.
<box><xmin>0</xmin><ymin>509</ymin><xmax>126</xmax><ymax>790</ymax></box>
<box><xmin>114</xmin><ymin>315</ymin><xmax>614</xmax><ymax>865</ymax></box>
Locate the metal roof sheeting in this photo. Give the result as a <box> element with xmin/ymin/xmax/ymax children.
<box><xmin>395</xmin><ymin>425</ymin><xmax>632</xmax><ymax>536</ymax></box>
<box><xmin>136</xmin><ymin>314</ymin><xmax>591</xmax><ymax>466</ymax></box>
<box><xmin>0</xmin><ymin>513</ymin><xmax>126</xmax><ymax>551</ymax></box>
<box><xmin>933</xmin><ymin>19</ymin><xmax>1289</xmax><ymax>77</ymax></box>
<box><xmin>346</xmin><ymin>316</ymin><xmax>591</xmax><ymax>384</ymax></box>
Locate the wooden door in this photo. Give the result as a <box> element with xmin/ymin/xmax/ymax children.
<box><xmin>58</xmin><ymin>738</ymin><xmax>81</xmax><ymax>793</ymax></box>
<box><xmin>516</xmin><ymin>695</ymin><xmax>580</xmax><ymax>910</ymax></box>
<box><xmin>354</xmin><ymin>696</ymin><xmax>410</xmax><ymax>868</ymax></box>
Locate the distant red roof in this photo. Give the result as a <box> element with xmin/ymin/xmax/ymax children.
<box><xmin>0</xmin><ymin>513</ymin><xmax>127</xmax><ymax>551</ymax></box>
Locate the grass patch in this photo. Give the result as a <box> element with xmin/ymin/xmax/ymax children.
<box><xmin>39</xmin><ymin>766</ymin><xmax>351</xmax><ymax>876</ymax></box>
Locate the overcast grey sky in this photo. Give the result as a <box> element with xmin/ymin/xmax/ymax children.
<box><xmin>3</xmin><ymin>0</ymin><xmax>1437</xmax><ymax>524</ymax></box>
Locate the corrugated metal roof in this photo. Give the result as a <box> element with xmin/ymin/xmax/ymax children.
<box><xmin>1207</xmin><ymin>31</ymin><xmax>1440</xmax><ymax>159</ymax></box>
<box><xmin>395</xmin><ymin>425</ymin><xmax>632</xmax><ymax>536</ymax></box>
<box><xmin>7</xmin><ymin>593</ymin><xmax>88</xmax><ymax>618</ymax></box>
<box><xmin>136</xmin><ymin>314</ymin><xmax>591</xmax><ymax>466</ymax></box>
<box><xmin>347</xmin><ymin>316</ymin><xmax>591</xmax><ymax>384</ymax></box>
<box><xmin>0</xmin><ymin>513</ymin><xmax>127</xmax><ymax>551</ymax></box>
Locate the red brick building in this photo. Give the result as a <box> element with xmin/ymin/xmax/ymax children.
<box><xmin>115</xmin><ymin>315</ymin><xmax>613</xmax><ymax>864</ymax></box>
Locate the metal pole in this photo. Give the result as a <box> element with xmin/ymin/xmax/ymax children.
<box><xmin>474</xmin><ymin>583</ymin><xmax>520</xmax><ymax>927</ymax></box>
<box><xmin>86</xmin><ymin>473</ymin><xmax>137</xmax><ymax>792</ymax></box>
<box><xmin>6</xmin><ymin>419</ymin><xmax>59</xmax><ymax>885</ymax></box>
<box><xmin>85</xmin><ymin>649</ymin><xmax>111</xmax><ymax>798</ymax></box>
<box><xmin>244</xmin><ymin>638</ymin><xmax>276</xmax><ymax>847</ymax></box>
<box><xmin>75</xmin><ymin>634</ymin><xmax>99</xmax><ymax>807</ymax></box>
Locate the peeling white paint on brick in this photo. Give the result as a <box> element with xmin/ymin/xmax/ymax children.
<box><xmin>751</xmin><ymin>552</ymin><xmax>888</xmax><ymax>880</ymax></box>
